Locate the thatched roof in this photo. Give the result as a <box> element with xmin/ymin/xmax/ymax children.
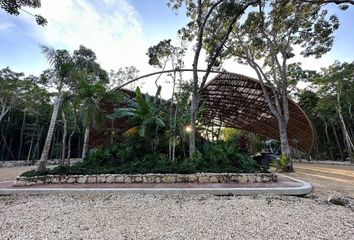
<box><xmin>89</xmin><ymin>71</ymin><xmax>314</xmax><ymax>153</ymax></box>
<box><xmin>199</xmin><ymin>72</ymin><xmax>314</xmax><ymax>153</ymax></box>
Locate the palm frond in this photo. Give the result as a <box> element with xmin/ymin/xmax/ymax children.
<box><xmin>40</xmin><ymin>45</ymin><xmax>57</xmax><ymax>67</ymax></box>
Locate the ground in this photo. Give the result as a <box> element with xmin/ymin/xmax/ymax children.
<box><xmin>0</xmin><ymin>162</ymin><xmax>353</xmax><ymax>240</ymax></box>
<box><xmin>285</xmin><ymin>163</ymin><xmax>354</xmax><ymax>198</ymax></box>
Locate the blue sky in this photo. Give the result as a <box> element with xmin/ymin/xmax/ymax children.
<box><xmin>0</xmin><ymin>0</ymin><xmax>353</xmax><ymax>83</ymax></box>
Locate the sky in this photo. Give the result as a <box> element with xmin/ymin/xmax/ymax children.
<box><xmin>0</xmin><ymin>0</ymin><xmax>353</xmax><ymax>96</ymax></box>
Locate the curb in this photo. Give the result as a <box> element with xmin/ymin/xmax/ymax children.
<box><xmin>0</xmin><ymin>175</ymin><xmax>312</xmax><ymax>196</ymax></box>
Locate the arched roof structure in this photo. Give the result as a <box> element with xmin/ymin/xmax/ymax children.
<box><xmin>199</xmin><ymin>72</ymin><xmax>314</xmax><ymax>153</ymax></box>
<box><xmin>89</xmin><ymin>70</ymin><xmax>314</xmax><ymax>153</ymax></box>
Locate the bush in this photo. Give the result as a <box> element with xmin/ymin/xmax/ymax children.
<box><xmin>21</xmin><ymin>141</ymin><xmax>267</xmax><ymax>177</ymax></box>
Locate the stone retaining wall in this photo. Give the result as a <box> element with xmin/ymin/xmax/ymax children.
<box><xmin>14</xmin><ymin>173</ymin><xmax>277</xmax><ymax>187</ymax></box>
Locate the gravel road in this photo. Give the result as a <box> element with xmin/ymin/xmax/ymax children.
<box><xmin>1</xmin><ymin>163</ymin><xmax>354</xmax><ymax>239</ymax></box>
<box><xmin>0</xmin><ymin>193</ymin><xmax>353</xmax><ymax>240</ymax></box>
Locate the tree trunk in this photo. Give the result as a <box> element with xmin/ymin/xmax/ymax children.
<box><xmin>18</xmin><ymin>110</ymin><xmax>26</xmax><ymax>160</ymax></box>
<box><xmin>37</xmin><ymin>96</ymin><xmax>61</xmax><ymax>171</ymax></box>
<box><xmin>66</xmin><ymin>113</ymin><xmax>76</xmax><ymax>166</ymax></box>
<box><xmin>278</xmin><ymin>120</ymin><xmax>291</xmax><ymax>156</ymax></box>
<box><xmin>169</xmin><ymin>71</ymin><xmax>177</xmax><ymax>161</ymax></box>
<box><xmin>26</xmin><ymin>136</ymin><xmax>34</xmax><ymax>165</ymax></box>
<box><xmin>66</xmin><ymin>131</ymin><xmax>74</xmax><ymax>166</ymax></box>
<box><xmin>336</xmin><ymin>90</ymin><xmax>354</xmax><ymax>162</ymax></box>
<box><xmin>1</xmin><ymin>132</ymin><xmax>15</xmax><ymax>160</ymax></box>
<box><xmin>278</xmin><ymin>118</ymin><xmax>293</xmax><ymax>172</ymax></box>
<box><xmin>33</xmin><ymin>125</ymin><xmax>44</xmax><ymax>163</ymax></box>
<box><xmin>189</xmin><ymin>94</ymin><xmax>198</xmax><ymax>158</ymax></box>
<box><xmin>323</xmin><ymin>119</ymin><xmax>335</xmax><ymax>160</ymax></box>
<box><xmin>331</xmin><ymin>124</ymin><xmax>344</xmax><ymax>161</ymax></box>
<box><xmin>60</xmin><ymin>110</ymin><xmax>67</xmax><ymax>166</ymax></box>
<box><xmin>26</xmin><ymin>114</ymin><xmax>38</xmax><ymax>165</ymax></box>
<box><xmin>82</xmin><ymin>125</ymin><xmax>90</xmax><ymax>158</ymax></box>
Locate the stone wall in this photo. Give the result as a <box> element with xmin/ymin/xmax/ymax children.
<box><xmin>14</xmin><ymin>173</ymin><xmax>277</xmax><ymax>187</ymax></box>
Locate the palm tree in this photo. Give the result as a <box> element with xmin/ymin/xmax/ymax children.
<box><xmin>37</xmin><ymin>46</ymin><xmax>74</xmax><ymax>171</ymax></box>
<box><xmin>108</xmin><ymin>87</ymin><xmax>165</xmax><ymax>149</ymax></box>
<box><xmin>78</xmin><ymin>79</ymin><xmax>107</xmax><ymax>158</ymax></box>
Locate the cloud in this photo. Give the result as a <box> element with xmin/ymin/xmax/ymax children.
<box><xmin>29</xmin><ymin>0</ymin><xmax>152</xmax><ymax>73</ymax></box>
<box><xmin>0</xmin><ymin>21</ymin><xmax>13</xmax><ymax>31</ymax></box>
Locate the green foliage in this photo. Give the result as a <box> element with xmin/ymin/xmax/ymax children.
<box><xmin>147</xmin><ymin>39</ymin><xmax>173</xmax><ymax>68</ymax></box>
<box><xmin>21</xmin><ymin>141</ymin><xmax>265</xmax><ymax>177</ymax></box>
<box><xmin>0</xmin><ymin>0</ymin><xmax>47</xmax><ymax>26</ymax></box>
<box><xmin>273</xmin><ymin>155</ymin><xmax>289</xmax><ymax>172</ymax></box>
<box><xmin>108</xmin><ymin>87</ymin><xmax>166</xmax><ymax>140</ymax></box>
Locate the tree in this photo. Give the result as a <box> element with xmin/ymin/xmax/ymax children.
<box><xmin>0</xmin><ymin>0</ymin><xmax>47</xmax><ymax>25</ymax></box>
<box><xmin>0</xmin><ymin>67</ymin><xmax>24</xmax><ymax>123</ymax></box>
<box><xmin>71</xmin><ymin>46</ymin><xmax>110</xmax><ymax>158</ymax></box>
<box><xmin>147</xmin><ymin>39</ymin><xmax>186</xmax><ymax>161</ymax></box>
<box><xmin>109</xmin><ymin>66</ymin><xmax>139</xmax><ymax>90</ymax></box>
<box><xmin>108</xmin><ymin>87</ymin><xmax>166</xmax><ymax>151</ymax></box>
<box><xmin>222</xmin><ymin>0</ymin><xmax>339</xmax><ymax>170</ymax></box>
<box><xmin>313</xmin><ymin>62</ymin><xmax>354</xmax><ymax>162</ymax></box>
<box><xmin>169</xmin><ymin>0</ymin><xmax>259</xmax><ymax>157</ymax></box>
<box><xmin>37</xmin><ymin>46</ymin><xmax>74</xmax><ymax>171</ymax></box>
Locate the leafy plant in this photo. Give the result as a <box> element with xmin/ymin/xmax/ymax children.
<box><xmin>108</xmin><ymin>87</ymin><xmax>166</xmax><ymax>139</ymax></box>
<box><xmin>273</xmin><ymin>154</ymin><xmax>289</xmax><ymax>172</ymax></box>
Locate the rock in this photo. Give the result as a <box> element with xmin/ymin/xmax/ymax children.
<box><xmin>198</xmin><ymin>176</ymin><xmax>210</xmax><ymax>183</ymax></box>
<box><xmin>97</xmin><ymin>175</ymin><xmax>107</xmax><ymax>183</ymax></box>
<box><xmin>255</xmin><ymin>175</ymin><xmax>262</xmax><ymax>183</ymax></box>
<box><xmin>161</xmin><ymin>176</ymin><xmax>175</xmax><ymax>183</ymax></box>
<box><xmin>176</xmin><ymin>176</ymin><xmax>186</xmax><ymax>183</ymax></box>
<box><xmin>106</xmin><ymin>175</ymin><xmax>115</xmax><ymax>183</ymax></box>
<box><xmin>247</xmin><ymin>175</ymin><xmax>256</xmax><ymax>183</ymax></box>
<box><xmin>59</xmin><ymin>176</ymin><xmax>67</xmax><ymax>184</ymax></box>
<box><xmin>36</xmin><ymin>179</ymin><xmax>44</xmax><ymax>185</ymax></box>
<box><xmin>52</xmin><ymin>176</ymin><xmax>60</xmax><ymax>184</ymax></box>
<box><xmin>14</xmin><ymin>180</ymin><xmax>26</xmax><ymax>187</ymax></box>
<box><xmin>230</xmin><ymin>175</ymin><xmax>240</xmax><ymax>183</ymax></box>
<box><xmin>124</xmin><ymin>176</ymin><xmax>132</xmax><ymax>183</ymax></box>
<box><xmin>134</xmin><ymin>176</ymin><xmax>143</xmax><ymax>183</ymax></box>
<box><xmin>67</xmin><ymin>177</ymin><xmax>76</xmax><ymax>184</ymax></box>
<box><xmin>77</xmin><ymin>176</ymin><xmax>87</xmax><ymax>184</ymax></box>
<box><xmin>115</xmin><ymin>176</ymin><xmax>124</xmax><ymax>183</ymax></box>
<box><xmin>26</xmin><ymin>181</ymin><xmax>36</xmax><ymax>186</ymax></box>
<box><xmin>155</xmin><ymin>176</ymin><xmax>161</xmax><ymax>183</ymax></box>
<box><xmin>209</xmin><ymin>176</ymin><xmax>219</xmax><ymax>183</ymax></box>
<box><xmin>188</xmin><ymin>175</ymin><xmax>198</xmax><ymax>183</ymax></box>
<box><xmin>87</xmin><ymin>176</ymin><xmax>97</xmax><ymax>184</ymax></box>
<box><xmin>328</xmin><ymin>195</ymin><xmax>351</xmax><ymax>206</ymax></box>
<box><xmin>147</xmin><ymin>176</ymin><xmax>156</xmax><ymax>183</ymax></box>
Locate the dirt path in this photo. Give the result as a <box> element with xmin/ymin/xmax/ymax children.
<box><xmin>0</xmin><ymin>166</ymin><xmax>36</xmax><ymax>182</ymax></box>
<box><xmin>285</xmin><ymin>163</ymin><xmax>354</xmax><ymax>197</ymax></box>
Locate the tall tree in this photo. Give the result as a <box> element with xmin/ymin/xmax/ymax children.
<box><xmin>147</xmin><ymin>39</ymin><xmax>186</xmax><ymax>161</ymax></box>
<box><xmin>169</xmin><ymin>0</ymin><xmax>259</xmax><ymax>157</ymax></box>
<box><xmin>72</xmin><ymin>46</ymin><xmax>109</xmax><ymax>158</ymax></box>
<box><xmin>37</xmin><ymin>46</ymin><xmax>74</xmax><ymax>171</ymax></box>
<box><xmin>222</xmin><ymin>0</ymin><xmax>339</xmax><ymax>170</ymax></box>
<box><xmin>0</xmin><ymin>67</ymin><xmax>24</xmax><ymax>124</ymax></box>
<box><xmin>313</xmin><ymin>62</ymin><xmax>354</xmax><ymax>162</ymax></box>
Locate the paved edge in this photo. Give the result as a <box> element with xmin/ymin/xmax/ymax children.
<box><xmin>0</xmin><ymin>174</ymin><xmax>312</xmax><ymax>196</ymax></box>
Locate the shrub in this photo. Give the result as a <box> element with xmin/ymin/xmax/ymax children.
<box><xmin>21</xmin><ymin>141</ymin><xmax>267</xmax><ymax>177</ymax></box>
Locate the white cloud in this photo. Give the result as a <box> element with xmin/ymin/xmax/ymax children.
<box><xmin>0</xmin><ymin>21</ymin><xmax>13</xmax><ymax>31</ymax></box>
<box><xmin>29</xmin><ymin>0</ymin><xmax>153</xmax><ymax>74</ymax></box>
